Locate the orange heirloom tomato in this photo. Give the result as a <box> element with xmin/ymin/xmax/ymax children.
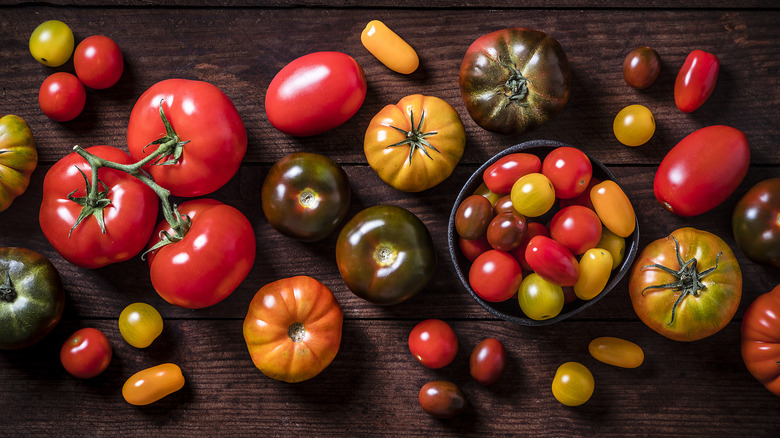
<box><xmin>364</xmin><ymin>94</ymin><xmax>465</xmax><ymax>192</ymax></box>
<box><xmin>741</xmin><ymin>284</ymin><xmax>780</xmax><ymax>396</ymax></box>
<box><xmin>0</xmin><ymin>115</ymin><xmax>37</xmax><ymax>212</ymax></box>
<box><xmin>588</xmin><ymin>336</ymin><xmax>644</xmax><ymax>368</ymax></box>
<box><xmin>243</xmin><ymin>276</ymin><xmax>343</xmax><ymax>383</ymax></box>
<box><xmin>590</xmin><ymin>180</ymin><xmax>636</xmax><ymax>238</ymax></box>
<box><xmin>361</xmin><ymin>20</ymin><xmax>419</xmax><ymax>74</ymax></box>
<box><xmin>122</xmin><ymin>363</ymin><xmax>184</xmax><ymax>406</ymax></box>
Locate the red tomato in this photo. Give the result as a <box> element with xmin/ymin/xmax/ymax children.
<box><xmin>559</xmin><ymin>177</ymin><xmax>600</xmax><ymax>210</ymax></box>
<box><xmin>265</xmin><ymin>52</ymin><xmax>367</xmax><ymax>137</ymax></box>
<box><xmin>525</xmin><ymin>235</ymin><xmax>579</xmax><ymax>286</ymax></box>
<box><xmin>146</xmin><ymin>199</ymin><xmax>256</xmax><ymax>309</ymax></box>
<box><xmin>483</xmin><ymin>153</ymin><xmax>541</xmax><ymax>194</ymax></box>
<box><xmin>73</xmin><ymin>35</ymin><xmax>123</xmax><ymax>89</ymax></box>
<box><xmin>38</xmin><ymin>72</ymin><xmax>86</xmax><ymax>122</ymax></box>
<box><xmin>60</xmin><ymin>327</ymin><xmax>112</xmax><ymax>379</ymax></box>
<box><xmin>654</xmin><ymin>125</ymin><xmax>749</xmax><ymax>217</ymax></box>
<box><xmin>470</xmin><ymin>338</ymin><xmax>507</xmax><ymax>386</ymax></box>
<box><xmin>469</xmin><ymin>250</ymin><xmax>523</xmax><ymax>302</ymax></box>
<box><xmin>511</xmin><ymin>222</ymin><xmax>550</xmax><ymax>272</ymax></box>
<box><xmin>741</xmin><ymin>284</ymin><xmax>780</xmax><ymax>396</ymax></box>
<box><xmin>541</xmin><ymin>146</ymin><xmax>592</xmax><ymax>199</ymax></box>
<box><xmin>127</xmin><ymin>79</ymin><xmax>247</xmax><ymax>197</ymax></box>
<box><xmin>39</xmin><ymin>146</ymin><xmax>160</xmax><ymax>269</ymax></box>
<box><xmin>408</xmin><ymin>319</ymin><xmax>458</xmax><ymax>369</ymax></box>
<box><xmin>549</xmin><ymin>205</ymin><xmax>602</xmax><ymax>255</ymax></box>
<box><xmin>459</xmin><ymin>235</ymin><xmax>492</xmax><ymax>262</ymax></box>
<box><xmin>674</xmin><ymin>49</ymin><xmax>719</xmax><ymax>113</ymax></box>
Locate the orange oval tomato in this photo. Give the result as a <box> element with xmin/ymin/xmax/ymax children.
<box><xmin>590</xmin><ymin>180</ymin><xmax>636</xmax><ymax>238</ymax></box>
<box><xmin>588</xmin><ymin>336</ymin><xmax>644</xmax><ymax>368</ymax></box>
<box><xmin>243</xmin><ymin>276</ymin><xmax>343</xmax><ymax>383</ymax></box>
<box><xmin>364</xmin><ymin>94</ymin><xmax>465</xmax><ymax>192</ymax></box>
<box><xmin>741</xmin><ymin>284</ymin><xmax>780</xmax><ymax>396</ymax></box>
<box><xmin>360</xmin><ymin>20</ymin><xmax>419</xmax><ymax>74</ymax></box>
<box><xmin>122</xmin><ymin>363</ymin><xmax>185</xmax><ymax>406</ymax></box>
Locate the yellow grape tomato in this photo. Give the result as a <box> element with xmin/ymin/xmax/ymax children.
<box><xmin>122</xmin><ymin>363</ymin><xmax>185</xmax><ymax>406</ymax></box>
<box><xmin>596</xmin><ymin>227</ymin><xmax>626</xmax><ymax>270</ymax></box>
<box><xmin>551</xmin><ymin>362</ymin><xmax>594</xmax><ymax>407</ymax></box>
<box><xmin>590</xmin><ymin>180</ymin><xmax>636</xmax><ymax>238</ymax></box>
<box><xmin>118</xmin><ymin>302</ymin><xmax>163</xmax><ymax>348</ymax></box>
<box><xmin>588</xmin><ymin>336</ymin><xmax>644</xmax><ymax>368</ymax></box>
<box><xmin>613</xmin><ymin>104</ymin><xmax>655</xmax><ymax>147</ymax></box>
<box><xmin>29</xmin><ymin>20</ymin><xmax>74</xmax><ymax>67</ymax></box>
<box><xmin>510</xmin><ymin>173</ymin><xmax>556</xmax><ymax>217</ymax></box>
<box><xmin>518</xmin><ymin>273</ymin><xmax>564</xmax><ymax>321</ymax></box>
<box><xmin>361</xmin><ymin>20</ymin><xmax>419</xmax><ymax>74</ymax></box>
<box><xmin>574</xmin><ymin>248</ymin><xmax>613</xmax><ymax>300</ymax></box>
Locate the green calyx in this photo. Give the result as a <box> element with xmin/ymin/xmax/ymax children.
<box><xmin>142</xmin><ymin>100</ymin><xmax>190</xmax><ymax>166</ymax></box>
<box><xmin>387</xmin><ymin>109</ymin><xmax>439</xmax><ymax>166</ymax></box>
<box><xmin>0</xmin><ymin>271</ymin><xmax>17</xmax><ymax>302</ymax></box>
<box><xmin>67</xmin><ymin>167</ymin><xmax>112</xmax><ymax>237</ymax></box>
<box><xmin>498</xmin><ymin>59</ymin><xmax>529</xmax><ymax>103</ymax></box>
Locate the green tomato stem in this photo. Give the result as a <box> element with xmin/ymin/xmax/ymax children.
<box><xmin>0</xmin><ymin>271</ymin><xmax>17</xmax><ymax>302</ymax></box>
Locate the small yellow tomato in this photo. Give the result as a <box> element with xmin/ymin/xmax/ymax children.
<box><xmin>361</xmin><ymin>20</ymin><xmax>419</xmax><ymax>74</ymax></box>
<box><xmin>510</xmin><ymin>173</ymin><xmax>556</xmax><ymax>217</ymax></box>
<box><xmin>596</xmin><ymin>227</ymin><xmax>626</xmax><ymax>270</ymax></box>
<box><xmin>613</xmin><ymin>104</ymin><xmax>655</xmax><ymax>147</ymax></box>
<box><xmin>588</xmin><ymin>336</ymin><xmax>644</xmax><ymax>368</ymax></box>
<box><xmin>574</xmin><ymin>248</ymin><xmax>613</xmax><ymax>300</ymax></box>
<box><xmin>590</xmin><ymin>180</ymin><xmax>636</xmax><ymax>237</ymax></box>
<box><xmin>122</xmin><ymin>363</ymin><xmax>185</xmax><ymax>406</ymax></box>
<box><xmin>518</xmin><ymin>273</ymin><xmax>564</xmax><ymax>321</ymax></box>
<box><xmin>29</xmin><ymin>20</ymin><xmax>74</xmax><ymax>67</ymax></box>
<box><xmin>473</xmin><ymin>182</ymin><xmax>502</xmax><ymax>205</ymax></box>
<box><xmin>551</xmin><ymin>362</ymin><xmax>594</xmax><ymax>407</ymax></box>
<box><xmin>118</xmin><ymin>302</ymin><xmax>163</xmax><ymax>348</ymax></box>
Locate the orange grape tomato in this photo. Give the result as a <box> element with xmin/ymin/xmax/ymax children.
<box><xmin>588</xmin><ymin>336</ymin><xmax>644</xmax><ymax>368</ymax></box>
<box><xmin>590</xmin><ymin>180</ymin><xmax>635</xmax><ymax>237</ymax></box>
<box><xmin>361</xmin><ymin>20</ymin><xmax>419</xmax><ymax>74</ymax></box>
<box><xmin>122</xmin><ymin>363</ymin><xmax>185</xmax><ymax>406</ymax></box>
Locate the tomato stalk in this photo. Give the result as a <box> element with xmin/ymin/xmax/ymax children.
<box><xmin>498</xmin><ymin>59</ymin><xmax>529</xmax><ymax>104</ymax></box>
<box><xmin>387</xmin><ymin>109</ymin><xmax>439</xmax><ymax>165</ymax></box>
<box><xmin>0</xmin><ymin>272</ymin><xmax>17</xmax><ymax>303</ymax></box>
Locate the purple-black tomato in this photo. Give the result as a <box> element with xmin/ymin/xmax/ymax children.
<box><xmin>732</xmin><ymin>178</ymin><xmax>780</xmax><ymax>268</ymax></box>
<box><xmin>418</xmin><ymin>380</ymin><xmax>467</xmax><ymax>419</ymax></box>
<box><xmin>455</xmin><ymin>194</ymin><xmax>494</xmax><ymax>240</ymax></box>
<box><xmin>470</xmin><ymin>338</ymin><xmax>507</xmax><ymax>386</ymax></box>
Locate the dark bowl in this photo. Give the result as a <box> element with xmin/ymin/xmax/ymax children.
<box><xmin>447</xmin><ymin>139</ymin><xmax>639</xmax><ymax>326</ymax></box>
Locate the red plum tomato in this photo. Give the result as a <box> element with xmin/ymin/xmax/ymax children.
<box><xmin>483</xmin><ymin>153</ymin><xmax>541</xmax><ymax>194</ymax></box>
<box><xmin>455</xmin><ymin>194</ymin><xmax>494</xmax><ymax>240</ymax></box>
<box><xmin>549</xmin><ymin>205</ymin><xmax>602</xmax><ymax>255</ymax></box>
<box><xmin>60</xmin><ymin>327</ymin><xmax>112</xmax><ymax>379</ymax></box>
<box><xmin>409</xmin><ymin>319</ymin><xmax>458</xmax><ymax>369</ymax></box>
<box><xmin>38</xmin><ymin>72</ymin><xmax>86</xmax><ymax>122</ymax></box>
<box><xmin>623</xmin><ymin>47</ymin><xmax>661</xmax><ymax>89</ymax></box>
<box><xmin>541</xmin><ymin>146</ymin><xmax>592</xmax><ymax>199</ymax></box>
<box><xmin>469</xmin><ymin>250</ymin><xmax>523</xmax><ymax>302</ymax></box>
<box><xmin>419</xmin><ymin>380</ymin><xmax>467</xmax><ymax>419</ymax></box>
<box><xmin>470</xmin><ymin>338</ymin><xmax>507</xmax><ymax>386</ymax></box>
<box><xmin>73</xmin><ymin>35</ymin><xmax>124</xmax><ymax>89</ymax></box>
<box><xmin>674</xmin><ymin>50</ymin><xmax>719</xmax><ymax>113</ymax></box>
<box><xmin>525</xmin><ymin>235</ymin><xmax>579</xmax><ymax>286</ymax></box>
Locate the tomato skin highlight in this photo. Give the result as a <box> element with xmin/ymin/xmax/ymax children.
<box><xmin>674</xmin><ymin>49</ymin><xmax>719</xmax><ymax>113</ymax></box>
<box><xmin>122</xmin><ymin>363</ymin><xmax>185</xmax><ymax>406</ymax></box>
<box><xmin>589</xmin><ymin>336</ymin><xmax>644</xmax><ymax>368</ymax></box>
<box><xmin>419</xmin><ymin>380</ymin><xmax>467</xmax><ymax>419</ymax></box>
<box><xmin>361</xmin><ymin>20</ymin><xmax>419</xmax><ymax>74</ymax></box>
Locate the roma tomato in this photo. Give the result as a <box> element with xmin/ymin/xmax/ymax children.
<box><xmin>470</xmin><ymin>338</ymin><xmax>507</xmax><ymax>386</ymax></box>
<box><xmin>361</xmin><ymin>20</ymin><xmax>419</xmax><ymax>74</ymax></box>
<box><xmin>574</xmin><ymin>248</ymin><xmax>613</xmax><ymax>301</ymax></box>
<box><xmin>261</xmin><ymin>152</ymin><xmax>351</xmax><ymax>242</ymax></box>
<box><xmin>551</xmin><ymin>362</ymin><xmax>594</xmax><ymax>407</ymax></box>
<box><xmin>654</xmin><ymin>125</ymin><xmax>749</xmax><ymax>217</ymax></box>
<box><xmin>549</xmin><ymin>205</ymin><xmax>602</xmax><ymax>255</ymax></box>
<box><xmin>408</xmin><ymin>319</ymin><xmax>458</xmax><ymax>369</ymax></box>
<box><xmin>629</xmin><ymin>227</ymin><xmax>741</xmax><ymax>342</ymax></box>
<box><xmin>455</xmin><ymin>194</ymin><xmax>494</xmax><ymax>240</ymax></box>
<box><xmin>38</xmin><ymin>72</ymin><xmax>86</xmax><ymax>122</ymax></box>
<box><xmin>419</xmin><ymin>381</ymin><xmax>467</xmax><ymax>419</ymax></box>
<box><xmin>127</xmin><ymin>79</ymin><xmax>247</xmax><ymax>197</ymax></box>
<box><xmin>29</xmin><ymin>20</ymin><xmax>74</xmax><ymax>67</ymax></box>
<box><xmin>40</xmin><ymin>146</ymin><xmax>159</xmax><ymax>269</ymax></box>
<box><xmin>518</xmin><ymin>273</ymin><xmax>564</xmax><ymax>321</ymax></box>
<box><xmin>459</xmin><ymin>27</ymin><xmax>571</xmax><ymax>135</ymax></box>
<box><xmin>732</xmin><ymin>178</ymin><xmax>780</xmax><ymax>268</ymax></box>
<box><xmin>118</xmin><ymin>302</ymin><xmax>163</xmax><ymax>348</ymax></box>
<box><xmin>591</xmin><ymin>180</ymin><xmax>636</xmax><ymax>238</ymax></box>
<box><xmin>483</xmin><ymin>153</ymin><xmax>541</xmax><ymax>195</ymax></box>
<box><xmin>541</xmin><ymin>146</ymin><xmax>592</xmax><ymax>199</ymax></box>
<box><xmin>73</xmin><ymin>35</ymin><xmax>124</xmax><ymax>89</ymax></box>
<box><xmin>623</xmin><ymin>46</ymin><xmax>661</xmax><ymax>90</ymax></box>
<box><xmin>674</xmin><ymin>49</ymin><xmax>719</xmax><ymax>113</ymax></box>
<box><xmin>469</xmin><ymin>250</ymin><xmax>523</xmax><ymax>302</ymax></box>
<box><xmin>0</xmin><ymin>114</ymin><xmax>37</xmax><ymax>212</ymax></box>
<box><xmin>123</xmin><ymin>363</ymin><xmax>185</xmax><ymax>405</ymax></box>
<box><xmin>510</xmin><ymin>173</ymin><xmax>556</xmax><ymax>218</ymax></box>
<box><xmin>60</xmin><ymin>327</ymin><xmax>112</xmax><ymax>379</ymax></box>
<box><xmin>525</xmin><ymin>235</ymin><xmax>579</xmax><ymax>287</ymax></box>
<box><xmin>266</xmin><ymin>52</ymin><xmax>367</xmax><ymax>136</ymax></box>
<box><xmin>146</xmin><ymin>199</ymin><xmax>256</xmax><ymax>309</ymax></box>
<box><xmin>336</xmin><ymin>205</ymin><xmax>435</xmax><ymax>305</ymax></box>
<box><xmin>364</xmin><ymin>94</ymin><xmax>465</xmax><ymax>192</ymax></box>
<box><xmin>589</xmin><ymin>337</ymin><xmax>644</xmax><ymax>368</ymax></box>
<box><xmin>613</xmin><ymin>104</ymin><xmax>655</xmax><ymax>147</ymax></box>
<box><xmin>243</xmin><ymin>276</ymin><xmax>343</xmax><ymax>383</ymax></box>
<box><xmin>741</xmin><ymin>284</ymin><xmax>780</xmax><ymax>396</ymax></box>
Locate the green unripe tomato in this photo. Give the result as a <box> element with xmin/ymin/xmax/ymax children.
<box><xmin>29</xmin><ymin>20</ymin><xmax>75</xmax><ymax>67</ymax></box>
<box><xmin>118</xmin><ymin>302</ymin><xmax>163</xmax><ymax>348</ymax></box>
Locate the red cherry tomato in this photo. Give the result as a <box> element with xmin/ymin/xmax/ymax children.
<box><xmin>459</xmin><ymin>235</ymin><xmax>492</xmax><ymax>262</ymax></box>
<box><xmin>483</xmin><ymin>153</ymin><xmax>541</xmax><ymax>194</ymax></box>
<box><xmin>60</xmin><ymin>328</ymin><xmax>112</xmax><ymax>379</ymax></box>
<box><xmin>408</xmin><ymin>319</ymin><xmax>458</xmax><ymax>369</ymax></box>
<box><xmin>541</xmin><ymin>146</ymin><xmax>592</xmax><ymax>199</ymax></box>
<box><xmin>549</xmin><ymin>205</ymin><xmax>603</xmax><ymax>255</ymax></box>
<box><xmin>511</xmin><ymin>222</ymin><xmax>550</xmax><ymax>272</ymax></box>
<box><xmin>470</xmin><ymin>338</ymin><xmax>507</xmax><ymax>386</ymax></box>
<box><xmin>525</xmin><ymin>235</ymin><xmax>579</xmax><ymax>287</ymax></box>
<box><xmin>38</xmin><ymin>72</ymin><xmax>86</xmax><ymax>122</ymax></box>
<box><xmin>73</xmin><ymin>35</ymin><xmax>124</xmax><ymax>89</ymax></box>
<box><xmin>674</xmin><ymin>49</ymin><xmax>719</xmax><ymax>113</ymax></box>
<box><xmin>469</xmin><ymin>250</ymin><xmax>523</xmax><ymax>302</ymax></box>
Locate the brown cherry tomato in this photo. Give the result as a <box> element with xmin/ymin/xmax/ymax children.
<box><xmin>487</xmin><ymin>211</ymin><xmax>527</xmax><ymax>251</ymax></box>
<box><xmin>455</xmin><ymin>194</ymin><xmax>494</xmax><ymax>240</ymax></box>
<box><xmin>623</xmin><ymin>47</ymin><xmax>661</xmax><ymax>89</ymax></box>
<box><xmin>122</xmin><ymin>363</ymin><xmax>185</xmax><ymax>406</ymax></box>
<box><xmin>470</xmin><ymin>338</ymin><xmax>507</xmax><ymax>386</ymax></box>
<box><xmin>493</xmin><ymin>194</ymin><xmax>515</xmax><ymax>215</ymax></box>
<box><xmin>418</xmin><ymin>380</ymin><xmax>467</xmax><ymax>419</ymax></box>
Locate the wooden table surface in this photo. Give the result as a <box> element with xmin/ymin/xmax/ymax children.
<box><xmin>2</xmin><ymin>1</ymin><xmax>780</xmax><ymax>436</ymax></box>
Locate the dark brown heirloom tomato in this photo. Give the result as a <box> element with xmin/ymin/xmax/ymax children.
<box><xmin>459</xmin><ymin>27</ymin><xmax>571</xmax><ymax>135</ymax></box>
<box><xmin>455</xmin><ymin>194</ymin><xmax>494</xmax><ymax>240</ymax></box>
<box><xmin>336</xmin><ymin>205</ymin><xmax>436</xmax><ymax>305</ymax></box>
<box><xmin>261</xmin><ymin>152</ymin><xmax>350</xmax><ymax>242</ymax></box>
<box><xmin>487</xmin><ymin>211</ymin><xmax>527</xmax><ymax>251</ymax></box>
<box><xmin>732</xmin><ymin>178</ymin><xmax>780</xmax><ymax>268</ymax></box>
<box><xmin>0</xmin><ymin>247</ymin><xmax>65</xmax><ymax>349</ymax></box>
<box><xmin>418</xmin><ymin>380</ymin><xmax>467</xmax><ymax>419</ymax></box>
<box><xmin>623</xmin><ymin>47</ymin><xmax>661</xmax><ymax>89</ymax></box>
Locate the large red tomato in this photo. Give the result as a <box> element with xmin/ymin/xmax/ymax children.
<box><xmin>146</xmin><ymin>199</ymin><xmax>256</xmax><ymax>309</ymax></box>
<box><xmin>127</xmin><ymin>79</ymin><xmax>247</xmax><ymax>197</ymax></box>
<box><xmin>39</xmin><ymin>146</ymin><xmax>159</xmax><ymax>269</ymax></box>
<box><xmin>741</xmin><ymin>284</ymin><xmax>780</xmax><ymax>396</ymax></box>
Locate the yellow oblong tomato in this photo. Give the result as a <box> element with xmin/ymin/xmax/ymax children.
<box><xmin>361</xmin><ymin>20</ymin><xmax>419</xmax><ymax>74</ymax></box>
<box><xmin>243</xmin><ymin>276</ymin><xmax>343</xmax><ymax>383</ymax></box>
<box><xmin>0</xmin><ymin>115</ymin><xmax>37</xmax><ymax>212</ymax></box>
<box><xmin>122</xmin><ymin>363</ymin><xmax>185</xmax><ymax>406</ymax></box>
<box><xmin>588</xmin><ymin>336</ymin><xmax>644</xmax><ymax>368</ymax></box>
<box><xmin>574</xmin><ymin>248</ymin><xmax>613</xmax><ymax>300</ymax></box>
<box><xmin>364</xmin><ymin>94</ymin><xmax>465</xmax><ymax>192</ymax></box>
<box><xmin>590</xmin><ymin>180</ymin><xmax>636</xmax><ymax>238</ymax></box>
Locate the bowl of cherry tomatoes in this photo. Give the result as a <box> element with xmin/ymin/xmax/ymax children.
<box><xmin>448</xmin><ymin>140</ymin><xmax>639</xmax><ymax>325</ymax></box>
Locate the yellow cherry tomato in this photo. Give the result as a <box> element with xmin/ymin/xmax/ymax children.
<box><xmin>613</xmin><ymin>104</ymin><xmax>655</xmax><ymax>146</ymax></box>
<box><xmin>118</xmin><ymin>302</ymin><xmax>163</xmax><ymax>348</ymax></box>
<box><xmin>361</xmin><ymin>20</ymin><xmax>419</xmax><ymax>74</ymax></box>
<box><xmin>122</xmin><ymin>363</ymin><xmax>185</xmax><ymax>406</ymax></box>
<box><xmin>574</xmin><ymin>248</ymin><xmax>613</xmax><ymax>300</ymax></box>
<box><xmin>588</xmin><ymin>336</ymin><xmax>644</xmax><ymax>368</ymax></box>
<box><xmin>596</xmin><ymin>227</ymin><xmax>626</xmax><ymax>270</ymax></box>
<box><xmin>518</xmin><ymin>273</ymin><xmax>564</xmax><ymax>321</ymax></box>
<box><xmin>473</xmin><ymin>182</ymin><xmax>502</xmax><ymax>205</ymax></box>
<box><xmin>552</xmin><ymin>362</ymin><xmax>594</xmax><ymax>406</ymax></box>
<box><xmin>590</xmin><ymin>180</ymin><xmax>636</xmax><ymax>238</ymax></box>
<box><xmin>29</xmin><ymin>20</ymin><xmax>74</xmax><ymax>67</ymax></box>
<box><xmin>510</xmin><ymin>173</ymin><xmax>555</xmax><ymax>217</ymax></box>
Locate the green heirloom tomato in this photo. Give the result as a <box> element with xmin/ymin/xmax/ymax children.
<box><xmin>336</xmin><ymin>205</ymin><xmax>435</xmax><ymax>305</ymax></box>
<box><xmin>0</xmin><ymin>247</ymin><xmax>65</xmax><ymax>350</ymax></box>
<box><xmin>732</xmin><ymin>178</ymin><xmax>780</xmax><ymax>268</ymax></box>
<box><xmin>0</xmin><ymin>115</ymin><xmax>37</xmax><ymax>212</ymax></box>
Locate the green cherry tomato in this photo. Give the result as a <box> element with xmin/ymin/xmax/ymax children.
<box><xmin>29</xmin><ymin>20</ymin><xmax>75</xmax><ymax>67</ymax></box>
<box><xmin>613</xmin><ymin>104</ymin><xmax>655</xmax><ymax>147</ymax></box>
<box><xmin>510</xmin><ymin>173</ymin><xmax>556</xmax><ymax>218</ymax></box>
<box><xmin>118</xmin><ymin>302</ymin><xmax>163</xmax><ymax>348</ymax></box>
<box><xmin>588</xmin><ymin>336</ymin><xmax>644</xmax><ymax>368</ymax></box>
<box><xmin>518</xmin><ymin>273</ymin><xmax>564</xmax><ymax>321</ymax></box>
<box><xmin>552</xmin><ymin>361</ymin><xmax>594</xmax><ymax>406</ymax></box>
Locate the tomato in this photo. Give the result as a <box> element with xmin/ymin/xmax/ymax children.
<box><xmin>574</xmin><ymin>248</ymin><xmax>613</xmax><ymax>300</ymax></box>
<box><xmin>266</xmin><ymin>52</ymin><xmax>367</xmax><ymax>137</ymax></box>
<box><xmin>38</xmin><ymin>72</ymin><xmax>86</xmax><ymax>122</ymax></box>
<box><xmin>364</xmin><ymin>94</ymin><xmax>465</xmax><ymax>192</ymax></box>
<box><xmin>590</xmin><ymin>180</ymin><xmax>636</xmax><ymax>238</ymax></box>
<box><xmin>551</xmin><ymin>362</ymin><xmax>594</xmax><ymax>407</ymax></box>
<box><xmin>741</xmin><ymin>284</ymin><xmax>780</xmax><ymax>396</ymax></box>
<box><xmin>487</xmin><ymin>211</ymin><xmax>527</xmax><ymax>251</ymax></box>
<box><xmin>596</xmin><ymin>227</ymin><xmax>626</xmax><ymax>270</ymax></box>
<box><xmin>127</xmin><ymin>79</ymin><xmax>247</xmax><ymax>197</ymax></box>
<box><xmin>40</xmin><ymin>146</ymin><xmax>159</xmax><ymax>269</ymax></box>
<box><xmin>549</xmin><ymin>205</ymin><xmax>602</xmax><ymax>255</ymax></box>
<box><xmin>336</xmin><ymin>205</ymin><xmax>435</xmax><ymax>305</ymax></box>
<box><xmin>629</xmin><ymin>227</ymin><xmax>741</xmax><ymax>342</ymax></box>
<box><xmin>732</xmin><ymin>178</ymin><xmax>780</xmax><ymax>268</ymax></box>
<box><xmin>360</xmin><ymin>20</ymin><xmax>419</xmax><ymax>74</ymax></box>
<box><xmin>60</xmin><ymin>327</ymin><xmax>112</xmax><ymax>379</ymax></box>
<box><xmin>455</xmin><ymin>194</ymin><xmax>494</xmax><ymax>240</ymax></box>
<box><xmin>469</xmin><ymin>250</ymin><xmax>523</xmax><ymax>302</ymax></box>
<box><xmin>483</xmin><ymin>153</ymin><xmax>542</xmax><ymax>195</ymax></box>
<box><xmin>146</xmin><ymin>199</ymin><xmax>255</xmax><ymax>309</ymax></box>
<box><xmin>470</xmin><ymin>338</ymin><xmax>507</xmax><ymax>386</ymax></box>
<box><xmin>613</xmin><ymin>104</ymin><xmax>655</xmax><ymax>147</ymax></box>
<box><xmin>0</xmin><ymin>114</ymin><xmax>37</xmax><ymax>212</ymax></box>
<box><xmin>589</xmin><ymin>337</ymin><xmax>644</xmax><ymax>368</ymax></box>
<box><xmin>541</xmin><ymin>146</ymin><xmax>592</xmax><ymax>199</ymax></box>
<box><xmin>73</xmin><ymin>35</ymin><xmax>124</xmax><ymax>89</ymax></box>
<box><xmin>29</xmin><ymin>20</ymin><xmax>74</xmax><ymax>67</ymax></box>
<box><xmin>473</xmin><ymin>181</ymin><xmax>502</xmax><ymax>205</ymax></box>
<box><xmin>511</xmin><ymin>222</ymin><xmax>550</xmax><ymax>272</ymax></box>
<box><xmin>458</xmin><ymin>235</ymin><xmax>492</xmax><ymax>262</ymax></box>
<box><xmin>0</xmin><ymin>247</ymin><xmax>64</xmax><ymax>350</ymax></box>
<box><xmin>518</xmin><ymin>273</ymin><xmax>564</xmax><ymax>321</ymax></box>
<box><xmin>510</xmin><ymin>173</ymin><xmax>556</xmax><ymax>218</ymax></box>
<box><xmin>261</xmin><ymin>152</ymin><xmax>351</xmax><ymax>242</ymax></box>
<box><xmin>654</xmin><ymin>125</ymin><xmax>749</xmax><ymax>217</ymax></box>
<box><xmin>674</xmin><ymin>49</ymin><xmax>719</xmax><ymax>113</ymax></box>
<box><xmin>243</xmin><ymin>276</ymin><xmax>343</xmax><ymax>383</ymax></box>
<box><xmin>118</xmin><ymin>303</ymin><xmax>163</xmax><ymax>348</ymax></box>
<box><xmin>408</xmin><ymin>319</ymin><xmax>458</xmax><ymax>369</ymax></box>
<box><xmin>122</xmin><ymin>363</ymin><xmax>185</xmax><ymax>405</ymax></box>
<box><xmin>525</xmin><ymin>236</ymin><xmax>579</xmax><ymax>287</ymax></box>
<box><xmin>559</xmin><ymin>177</ymin><xmax>600</xmax><ymax>210</ymax></box>
<box><xmin>459</xmin><ymin>27</ymin><xmax>571</xmax><ymax>135</ymax></box>
<box><xmin>418</xmin><ymin>381</ymin><xmax>467</xmax><ymax>419</ymax></box>
<box><xmin>623</xmin><ymin>46</ymin><xmax>661</xmax><ymax>90</ymax></box>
